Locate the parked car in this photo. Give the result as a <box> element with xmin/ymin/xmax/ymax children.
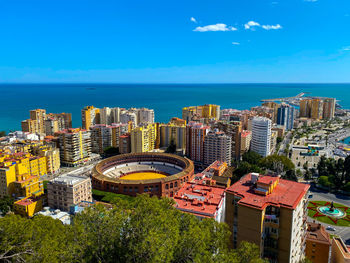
<box><xmin>326</xmin><ymin>226</ymin><xmax>336</xmax><ymax>231</ymax></box>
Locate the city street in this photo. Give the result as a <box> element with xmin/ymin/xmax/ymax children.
<box><xmin>308</xmin><ymin>185</ymin><xmax>350</xmax><ymax>243</ymax></box>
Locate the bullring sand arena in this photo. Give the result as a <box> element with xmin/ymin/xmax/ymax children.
<box><xmin>92</xmin><ymin>152</ymin><xmax>194</xmax><ymax>197</ymax></box>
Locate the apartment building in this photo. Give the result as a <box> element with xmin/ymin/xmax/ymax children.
<box><xmin>56</xmin><ymin>128</ymin><xmax>91</xmax><ymax>166</ymax></box>
<box><xmin>251</xmin><ymin>117</ymin><xmax>272</xmax><ymax>157</ymax></box>
<box><xmin>185</xmin><ymin>121</ymin><xmax>210</xmax><ymax>163</ymax></box>
<box><xmin>225</xmin><ymin>173</ymin><xmax>309</xmax><ymax>263</ymax></box>
<box><xmin>203</xmin><ymin>130</ymin><xmax>231</xmax><ymax>166</ymax></box>
<box><xmin>47</xmin><ymin>174</ymin><xmax>92</xmax><ymax>212</ymax></box>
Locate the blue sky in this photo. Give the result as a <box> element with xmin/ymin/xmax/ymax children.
<box><xmin>0</xmin><ymin>0</ymin><xmax>350</xmax><ymax>83</ymax></box>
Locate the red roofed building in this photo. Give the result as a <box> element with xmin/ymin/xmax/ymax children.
<box><xmin>173</xmin><ymin>182</ymin><xmax>226</xmax><ymax>222</ymax></box>
<box><xmin>225</xmin><ymin>173</ymin><xmax>310</xmax><ymax>263</ymax></box>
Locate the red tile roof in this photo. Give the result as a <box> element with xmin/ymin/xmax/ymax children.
<box><xmin>173</xmin><ymin>182</ymin><xmax>225</xmax><ymax>219</ymax></box>
<box><xmin>226</xmin><ymin>173</ymin><xmax>309</xmax><ymax>210</ymax></box>
<box><xmin>257</xmin><ymin>176</ymin><xmax>279</xmax><ymax>185</ymax></box>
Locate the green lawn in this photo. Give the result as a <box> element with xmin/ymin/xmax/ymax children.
<box><xmin>308</xmin><ymin>201</ymin><xmax>350</xmax><ymax>227</ymax></box>
<box><xmin>92</xmin><ymin>189</ymin><xmax>135</xmax><ymax>204</ymax></box>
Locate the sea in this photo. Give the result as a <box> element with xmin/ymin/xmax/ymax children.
<box><xmin>0</xmin><ymin>83</ymin><xmax>349</xmax><ymax>133</ymax></box>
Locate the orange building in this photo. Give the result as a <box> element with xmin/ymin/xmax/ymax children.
<box><xmin>305</xmin><ymin>222</ymin><xmax>331</xmax><ymax>263</ymax></box>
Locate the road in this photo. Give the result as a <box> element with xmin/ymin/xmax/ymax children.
<box><xmin>308</xmin><ymin>185</ymin><xmax>350</xmax><ymax>243</ymax></box>
<box><xmin>278</xmin><ymin>131</ymin><xmax>292</xmax><ymax>156</ymax></box>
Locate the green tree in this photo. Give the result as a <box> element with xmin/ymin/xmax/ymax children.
<box><xmin>0</xmin><ymin>196</ymin><xmax>13</xmax><ymax>214</ymax></box>
<box><xmin>242</xmin><ymin>151</ymin><xmax>262</xmax><ymax>165</ymax></box>
<box><xmin>259</xmin><ymin>154</ymin><xmax>295</xmax><ymax>173</ymax></box>
<box><xmin>235</xmin><ymin>161</ymin><xmax>263</xmax><ymax>178</ymax></box>
<box><xmin>0</xmin><ymin>131</ymin><xmax>6</xmax><ymax>137</ymax></box>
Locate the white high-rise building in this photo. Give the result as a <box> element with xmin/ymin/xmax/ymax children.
<box><xmin>251</xmin><ymin>117</ymin><xmax>272</xmax><ymax>157</ymax></box>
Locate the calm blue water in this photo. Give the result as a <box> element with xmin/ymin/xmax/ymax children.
<box><xmin>0</xmin><ymin>83</ymin><xmax>349</xmax><ymax>133</ymax></box>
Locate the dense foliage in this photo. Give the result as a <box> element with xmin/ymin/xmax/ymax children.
<box><xmin>0</xmin><ymin>195</ymin><xmax>266</xmax><ymax>263</ymax></box>
<box><xmin>235</xmin><ymin>152</ymin><xmax>296</xmax><ymax>180</ymax></box>
<box><xmin>317</xmin><ymin>155</ymin><xmax>350</xmax><ymax>191</ymax></box>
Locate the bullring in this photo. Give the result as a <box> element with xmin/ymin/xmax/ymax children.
<box><xmin>91</xmin><ymin>152</ymin><xmax>194</xmax><ymax>197</ymax></box>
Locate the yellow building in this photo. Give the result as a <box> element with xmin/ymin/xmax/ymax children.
<box><xmin>13</xmin><ymin>174</ymin><xmax>44</xmax><ymax>198</ymax></box>
<box><xmin>0</xmin><ymin>165</ymin><xmax>17</xmax><ymax>198</ymax></box>
<box><xmin>82</xmin><ymin>105</ymin><xmax>100</xmax><ymax>130</ymax></box>
<box><xmin>131</xmin><ymin>124</ymin><xmax>157</xmax><ymax>153</ymax></box>
<box><xmin>13</xmin><ymin>196</ymin><xmax>43</xmax><ymax>218</ymax></box>
<box><xmin>323</xmin><ymin>98</ymin><xmax>336</xmax><ymax>120</ymax></box>
<box><xmin>29</xmin><ymin>156</ymin><xmax>47</xmax><ymax>177</ymax></box>
<box><xmin>21</xmin><ymin>119</ymin><xmax>38</xmax><ymax>133</ymax></box>
<box><xmin>202</xmin><ymin>104</ymin><xmax>220</xmax><ymax>120</ymax></box>
<box><xmin>300</xmin><ymin>99</ymin><xmax>313</xmax><ymax>118</ymax></box>
<box><xmin>35</xmin><ymin>146</ymin><xmax>60</xmax><ymax>174</ymax></box>
<box><xmin>170</xmin><ymin>117</ymin><xmax>186</xmax><ymax>126</ymax></box>
<box><xmin>159</xmin><ymin>123</ymin><xmax>186</xmax><ymax>151</ymax></box>
<box><xmin>30</xmin><ymin>109</ymin><xmax>46</xmax><ymax>134</ymax></box>
<box><xmin>182</xmin><ymin>104</ymin><xmax>220</xmax><ymax>123</ymax></box>
<box><xmin>311</xmin><ymin>99</ymin><xmax>323</xmax><ymax>120</ymax></box>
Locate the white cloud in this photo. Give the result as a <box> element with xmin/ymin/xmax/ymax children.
<box><xmin>193</xmin><ymin>23</ymin><xmax>237</xmax><ymax>32</ymax></box>
<box><xmin>304</xmin><ymin>0</ymin><xmax>318</xmax><ymax>2</ymax></box>
<box><xmin>190</xmin><ymin>17</ymin><xmax>197</xmax><ymax>23</ymax></box>
<box><xmin>343</xmin><ymin>46</ymin><xmax>350</xmax><ymax>51</ymax></box>
<box><xmin>232</xmin><ymin>42</ymin><xmax>240</xmax><ymax>45</ymax></box>
<box><xmin>244</xmin><ymin>21</ymin><xmax>282</xmax><ymax>30</ymax></box>
<box><xmin>262</xmin><ymin>24</ymin><xmax>282</xmax><ymax>30</ymax></box>
<box><xmin>244</xmin><ymin>21</ymin><xmax>260</xmax><ymax>30</ymax></box>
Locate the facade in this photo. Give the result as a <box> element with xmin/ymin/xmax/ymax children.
<box><xmin>22</xmin><ymin>109</ymin><xmax>46</xmax><ymax>134</ymax></box>
<box><xmin>225</xmin><ymin>173</ymin><xmax>309</xmax><ymax>263</ymax></box>
<box><xmin>203</xmin><ymin>130</ymin><xmax>232</xmax><ymax>166</ymax></box>
<box><xmin>160</xmin><ymin>123</ymin><xmax>186</xmax><ymax>151</ymax></box>
<box><xmin>323</xmin><ymin>98</ymin><xmax>336</xmax><ymax>120</ymax></box>
<box><xmin>47</xmin><ymin>174</ymin><xmax>92</xmax><ymax>212</ymax></box>
<box><xmin>331</xmin><ymin>237</ymin><xmax>350</xmax><ymax>263</ymax></box>
<box><xmin>119</xmin><ymin>133</ymin><xmax>131</xmax><ymax>154</ymax></box>
<box><xmin>182</xmin><ymin>104</ymin><xmax>220</xmax><ymax>123</ymax></box>
<box><xmin>0</xmin><ymin>165</ymin><xmax>16</xmax><ymax>198</ymax></box>
<box><xmin>91</xmin><ymin>152</ymin><xmax>194</xmax><ymax>197</ymax></box>
<box><xmin>13</xmin><ymin>196</ymin><xmax>43</xmax><ymax>218</ymax></box>
<box><xmin>138</xmin><ymin>108</ymin><xmax>155</xmax><ymax>125</ymax></box>
<box><xmin>90</xmin><ymin>123</ymin><xmax>128</xmax><ymax>154</ymax></box>
<box><xmin>130</xmin><ymin>124</ymin><xmax>157</xmax><ymax>153</ymax></box>
<box><xmin>311</xmin><ymin>99</ymin><xmax>323</xmax><ymax>120</ymax></box>
<box><xmin>44</xmin><ymin>118</ymin><xmax>59</xmax><ymax>136</ymax></box>
<box><xmin>212</xmin><ymin>121</ymin><xmax>242</xmax><ymax>160</ymax></box>
<box><xmin>56</xmin><ymin>128</ymin><xmax>91</xmax><ymax>166</ymax></box>
<box><xmin>251</xmin><ymin>117</ymin><xmax>272</xmax><ymax>157</ymax></box>
<box><xmin>186</xmin><ymin>122</ymin><xmax>210</xmax><ymax>163</ymax></box>
<box><xmin>305</xmin><ymin>222</ymin><xmax>331</xmax><ymax>263</ymax></box>
<box><xmin>34</xmin><ymin>146</ymin><xmax>60</xmax><ymax>175</ymax></box>
<box><xmin>170</xmin><ymin>117</ymin><xmax>186</xmax><ymax>126</ymax></box>
<box><xmin>173</xmin><ymin>182</ymin><xmax>226</xmax><ymax>222</ymax></box>
<box><xmin>120</xmin><ymin>111</ymin><xmax>137</xmax><ymax>128</ymax></box>
<box><xmin>82</xmin><ymin>105</ymin><xmax>100</xmax><ymax>130</ymax></box>
<box><xmin>240</xmin><ymin>130</ymin><xmax>252</xmax><ymax>156</ymax></box>
<box><xmin>300</xmin><ymin>99</ymin><xmax>312</xmax><ymax>118</ymax></box>
<box><xmin>30</xmin><ymin>109</ymin><xmax>46</xmax><ymax>134</ymax></box>
<box><xmin>277</xmin><ymin>104</ymin><xmax>295</xmax><ymax>130</ymax></box>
